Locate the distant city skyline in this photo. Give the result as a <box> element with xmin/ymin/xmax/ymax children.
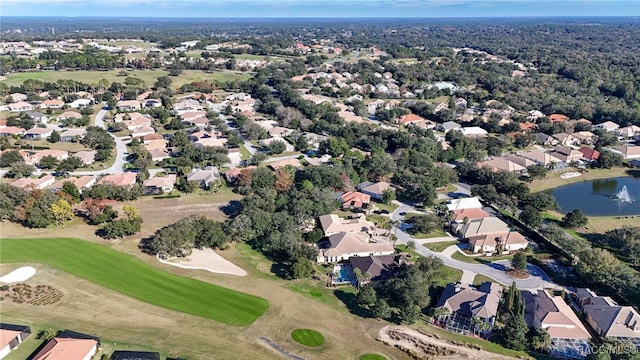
<box><xmin>1</xmin><ymin>0</ymin><xmax>638</xmax><ymax>18</ymax></box>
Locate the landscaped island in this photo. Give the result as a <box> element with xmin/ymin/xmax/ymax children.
<box><xmin>0</xmin><ymin>238</ymin><xmax>269</xmax><ymax>326</ymax></box>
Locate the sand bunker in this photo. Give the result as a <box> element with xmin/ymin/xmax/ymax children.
<box><xmin>158</xmin><ymin>248</ymin><xmax>247</xmax><ymax>276</ymax></box>
<box><xmin>0</xmin><ymin>266</ymin><xmax>37</xmax><ymax>283</ymax></box>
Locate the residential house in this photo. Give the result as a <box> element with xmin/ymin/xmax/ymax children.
<box><xmin>450</xmin><ymin>208</ymin><xmax>491</xmax><ymax>223</ymax></box>
<box><xmin>268</xmin><ymin>126</ymin><xmax>295</xmax><ymax>138</ymax></box>
<box><xmin>148</xmin><ymin>148</ymin><xmax>170</xmax><ymax>162</ymax></box>
<box><xmin>8</xmin><ymin>101</ymin><xmax>34</xmax><ymax>112</ymax></box>
<box><xmin>395</xmin><ymin>114</ymin><xmax>425</xmax><ymax>126</ymax></box>
<box><xmin>339</xmin><ymin>191</ymin><xmax>371</xmax><ymax>211</ymax></box>
<box><xmin>25</xmin><ymin>149</ymin><xmax>69</xmax><ymax>165</ymax></box>
<box><xmin>318</xmin><ymin>214</ymin><xmax>378</xmax><ymax>237</ymax></box>
<box><xmin>453</xmin><ymin>217</ymin><xmax>510</xmax><ymax>239</ymax></box>
<box><xmin>456</xmin><ymin>126</ymin><xmax>488</xmax><ymax>138</ymax></box>
<box><xmin>173</xmin><ymin>99</ymin><xmax>203</xmax><ymax>113</ymax></box>
<box><xmin>527</xmin><ymin>110</ymin><xmax>545</xmax><ymax>121</ymax></box>
<box><xmin>594</xmin><ymin>121</ymin><xmax>620</xmax><ymax>132</ymax></box>
<box><xmin>437</xmin><ymin>121</ymin><xmax>462</xmax><ymax>133</ymax></box>
<box><xmin>224</xmin><ymin>166</ymin><xmax>257</xmax><ymax>183</ymax></box>
<box><xmin>349</xmin><ymin>254</ymin><xmax>407</xmax><ymax>283</ymax></box>
<box><xmin>520</xmin><ymin>150</ymin><xmax>563</xmax><ymax>167</ymax></box>
<box><xmin>39</xmin><ymin>99</ymin><xmax>64</xmax><ymax>109</ymax></box>
<box><xmin>572</xmin><ymin>131</ymin><xmax>597</xmax><ymax>145</ymax></box>
<box><xmin>143</xmin><ymin>139</ymin><xmax>168</xmax><ymax>151</ymax></box>
<box><xmin>549</xmin><ymin>114</ymin><xmax>569</xmax><ymax>123</ymax></box>
<box><xmin>578</xmin><ymin>147</ymin><xmax>600</xmax><ymax>162</ymax></box>
<box><xmin>195</xmin><ymin>137</ymin><xmax>228</xmax><ymax>148</ymax></box>
<box><xmin>536</xmin><ymin>133</ymin><xmax>559</xmax><ymax>147</ymax></box>
<box><xmin>300</xmin><ymin>132</ymin><xmax>329</xmax><ymax>149</ymax></box>
<box><xmin>268</xmin><ymin>158</ymin><xmax>302</xmax><ymax>170</ymax></box>
<box><xmin>57</xmin><ymin>111</ymin><xmax>82</xmax><ymax>120</ymax></box>
<box><xmin>144</xmin><ymin>99</ymin><xmax>162</xmax><ymax>108</ymax></box>
<box><xmin>574</xmin><ymin>288</ymin><xmax>640</xmax><ymax>350</ymax></box>
<box><xmin>0</xmin><ymin>324</ymin><xmax>31</xmax><ymax>360</ymax></box>
<box><xmin>501</xmin><ymin>154</ymin><xmax>536</xmax><ymax>168</ymax></box>
<box><xmin>131</xmin><ymin>126</ymin><xmax>155</xmax><ymax>138</ymax></box>
<box><xmin>186</xmin><ymin>167</ymin><xmax>220</xmax><ymax>188</ymax></box>
<box><xmin>23</xmin><ymin>127</ymin><xmax>53</xmax><ymax>140</ymax></box>
<box><xmin>72</xmin><ymin>150</ymin><xmax>97</xmax><ymax>165</ymax></box>
<box><xmin>446</xmin><ymin>197</ymin><xmax>483</xmax><ymax>211</ymax></box>
<box><xmin>143</xmin><ymin>174</ymin><xmax>177</xmax><ymax>194</ymax></box>
<box><xmin>124</xmin><ymin>116</ymin><xmax>152</xmax><ymax>131</ymax></box>
<box><xmin>9</xmin><ymin>93</ymin><xmax>27</xmax><ymax>102</ymax></box>
<box><xmin>616</xmin><ymin>125</ymin><xmax>640</xmax><ymax>139</ymax></box>
<box><xmin>260</xmin><ymin>137</ymin><xmax>295</xmax><ymax>152</ymax></box>
<box><xmin>27</xmin><ymin>111</ymin><xmax>48</xmax><ymax>122</ymax></box>
<box><xmin>548</xmin><ymin>146</ymin><xmax>584</xmax><ymax>164</ymax></box>
<box><xmin>179</xmin><ymin>111</ymin><xmax>207</xmax><ymax>123</ymax></box>
<box><xmin>58</xmin><ymin>128</ymin><xmax>85</xmax><ymax>142</ymax></box>
<box><xmin>32</xmin><ymin>337</ymin><xmax>99</xmax><ymax>360</ymax></box>
<box><xmin>316</xmin><ymin>231</ymin><xmax>394</xmax><ymax>263</ymax></box>
<box><xmin>435</xmin><ymin>282</ymin><xmax>503</xmax><ymax>334</ymax></box>
<box><xmin>455</xmin><ymin>98</ymin><xmax>468</xmax><ymax>108</ymax></box>
<box><xmin>522</xmin><ymin>290</ymin><xmax>591</xmax><ymax>359</ymax></box>
<box><xmin>69</xmin><ymin>98</ymin><xmax>92</xmax><ymax>108</ymax></box>
<box><xmin>116</xmin><ymin>100</ymin><xmax>142</xmax><ymax>111</ymax></box>
<box><xmin>0</xmin><ymin>126</ymin><xmax>26</xmax><ymax>137</ymax></box>
<box><xmin>49</xmin><ymin>176</ymin><xmax>96</xmax><ymax>193</ymax></box>
<box><xmin>12</xmin><ymin>175</ymin><xmax>55</xmax><ymax>190</ymax></box>
<box><xmin>434</xmin><ymin>103</ymin><xmax>449</xmax><ymax>112</ymax></box>
<box><xmin>609</xmin><ymin>146</ymin><xmax>640</xmax><ymax>160</ymax></box>
<box><xmin>338</xmin><ymin>110</ymin><xmax>365</xmax><ymax>124</ymax></box>
<box><xmin>478</xmin><ymin>157</ymin><xmax>526</xmax><ymax>175</ymax></box>
<box><xmin>357</xmin><ymin>181</ymin><xmax>392</xmax><ymax>201</ymax></box>
<box><xmin>468</xmin><ymin>231</ymin><xmax>528</xmax><ymax>254</ymax></box>
<box><xmin>519</xmin><ymin>122</ymin><xmax>538</xmax><ymax>132</ymax></box>
<box><xmin>552</xmin><ymin>132</ymin><xmax>578</xmax><ymax>147</ymax></box>
<box><xmin>136</xmin><ymin>133</ymin><xmax>163</xmax><ymax>144</ymax></box>
<box><xmin>111</xmin><ymin>351</ymin><xmax>161</xmax><ymax>360</ymax></box>
<box><xmin>96</xmin><ymin>172</ymin><xmax>137</xmax><ymax>187</ymax></box>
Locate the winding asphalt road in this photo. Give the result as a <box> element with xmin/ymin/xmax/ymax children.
<box><xmin>390</xmin><ymin>202</ymin><xmax>560</xmax><ymax>290</ymax></box>
<box><xmin>71</xmin><ymin>108</ymin><xmax>128</xmax><ymax>175</ymax></box>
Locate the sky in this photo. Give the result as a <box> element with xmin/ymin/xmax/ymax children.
<box><xmin>1</xmin><ymin>0</ymin><xmax>638</xmax><ymax>18</ymax></box>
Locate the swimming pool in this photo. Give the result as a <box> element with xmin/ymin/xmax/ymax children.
<box><xmin>332</xmin><ymin>264</ymin><xmax>354</xmax><ymax>284</ymax></box>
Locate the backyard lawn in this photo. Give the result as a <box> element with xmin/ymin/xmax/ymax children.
<box><xmin>0</xmin><ymin>238</ymin><xmax>268</xmax><ymax>326</ymax></box>
<box><xmin>451</xmin><ymin>251</ymin><xmax>513</xmax><ymax>265</ymax></box>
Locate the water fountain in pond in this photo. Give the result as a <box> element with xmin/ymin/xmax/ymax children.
<box><xmin>616</xmin><ymin>185</ymin><xmax>633</xmax><ymax>203</ymax></box>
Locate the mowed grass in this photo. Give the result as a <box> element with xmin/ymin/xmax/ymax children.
<box><xmin>1</xmin><ymin>69</ymin><xmax>251</xmax><ymax>89</ymax></box>
<box><xmin>0</xmin><ymin>238</ymin><xmax>268</xmax><ymax>326</ymax></box>
<box><xmin>291</xmin><ymin>329</ymin><xmax>325</xmax><ymax>347</ymax></box>
<box><xmin>360</xmin><ymin>354</ymin><xmax>387</xmax><ymax>360</ymax></box>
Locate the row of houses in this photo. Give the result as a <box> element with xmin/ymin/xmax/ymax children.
<box><xmin>0</xmin><ymin>323</ymin><xmax>163</xmax><ymax>360</ymax></box>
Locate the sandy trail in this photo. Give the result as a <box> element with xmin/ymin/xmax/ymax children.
<box><xmin>377</xmin><ymin>326</ymin><xmax>516</xmax><ymax>360</ymax></box>
<box><xmin>158</xmin><ymin>248</ymin><xmax>247</xmax><ymax>276</ymax></box>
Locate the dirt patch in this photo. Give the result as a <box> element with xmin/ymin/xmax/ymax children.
<box><xmin>0</xmin><ymin>283</ymin><xmax>63</xmax><ymax>305</ymax></box>
<box><xmin>377</xmin><ymin>326</ymin><xmax>514</xmax><ymax>360</ymax></box>
<box><xmin>508</xmin><ymin>270</ymin><xmax>530</xmax><ymax>279</ymax></box>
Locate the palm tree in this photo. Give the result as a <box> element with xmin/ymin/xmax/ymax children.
<box><xmin>353</xmin><ymin>267</ymin><xmax>364</xmax><ymax>290</ymax></box>
<box><xmin>432</xmin><ymin>306</ymin><xmax>450</xmax><ymax>322</ymax></box>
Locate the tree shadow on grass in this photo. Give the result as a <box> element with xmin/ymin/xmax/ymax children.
<box><xmin>270</xmin><ymin>262</ymin><xmax>290</xmax><ymax>279</ymax></box>
<box><xmin>219</xmin><ymin>200</ymin><xmax>242</xmax><ymax>216</ymax></box>
<box><xmin>333</xmin><ymin>288</ymin><xmax>373</xmax><ymax>319</ymax></box>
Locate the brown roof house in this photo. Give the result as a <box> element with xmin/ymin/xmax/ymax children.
<box><xmin>0</xmin><ymin>323</ymin><xmax>31</xmax><ymax>360</ymax></box>
<box><xmin>467</xmin><ymin>231</ymin><xmax>528</xmax><ymax>255</ymax></box>
<box><xmin>11</xmin><ymin>175</ymin><xmax>56</xmax><ymax>191</ymax></box>
<box><xmin>357</xmin><ymin>181</ymin><xmax>392</xmax><ymax>201</ymax></box>
<box><xmin>339</xmin><ymin>191</ymin><xmax>371</xmax><ymax>211</ymax></box>
<box><xmin>72</xmin><ymin>150</ymin><xmax>97</xmax><ymax>165</ymax></box>
<box><xmin>96</xmin><ymin>172</ymin><xmax>137</xmax><ymax>187</ymax></box>
<box><xmin>316</xmin><ymin>231</ymin><xmax>394</xmax><ymax>263</ymax></box>
<box><xmin>522</xmin><ymin>290</ymin><xmax>591</xmax><ymax>359</ymax></box>
<box><xmin>143</xmin><ymin>174</ymin><xmax>177</xmax><ymax>194</ymax></box>
<box><xmin>349</xmin><ymin>254</ymin><xmax>407</xmax><ymax>283</ymax></box>
<box><xmin>186</xmin><ymin>166</ymin><xmax>220</xmax><ymax>189</ymax></box>
<box><xmin>318</xmin><ymin>214</ymin><xmax>378</xmax><ymax>237</ymax></box>
<box><xmin>575</xmin><ymin>288</ymin><xmax>640</xmax><ymax>350</ymax></box>
<box><xmin>478</xmin><ymin>157</ymin><xmax>526</xmax><ymax>175</ymax></box>
<box><xmin>453</xmin><ymin>217</ymin><xmax>510</xmax><ymax>239</ymax></box>
<box><xmin>32</xmin><ymin>337</ymin><xmax>98</xmax><ymax>360</ymax></box>
<box><xmin>435</xmin><ymin>282</ymin><xmax>503</xmax><ymax>335</ymax></box>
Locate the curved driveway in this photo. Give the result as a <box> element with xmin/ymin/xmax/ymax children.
<box><xmin>391</xmin><ymin>202</ymin><xmax>560</xmax><ymax>290</ymax></box>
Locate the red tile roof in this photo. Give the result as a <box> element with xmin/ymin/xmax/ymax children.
<box><xmin>340</xmin><ymin>191</ymin><xmax>371</xmax><ymax>209</ymax></box>
<box><xmin>578</xmin><ymin>147</ymin><xmax>600</xmax><ymax>160</ymax></box>
<box><xmin>549</xmin><ymin>114</ymin><xmax>569</xmax><ymax>123</ymax></box>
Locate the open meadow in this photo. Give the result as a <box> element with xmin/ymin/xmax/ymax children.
<box><xmin>1</xmin><ymin>69</ymin><xmax>252</xmax><ymax>89</ymax></box>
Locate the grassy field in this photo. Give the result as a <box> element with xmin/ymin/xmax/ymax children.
<box><xmin>1</xmin><ymin>69</ymin><xmax>251</xmax><ymax>89</ymax></box>
<box><xmin>0</xmin><ymin>238</ymin><xmax>268</xmax><ymax>326</ymax></box>
<box><xmin>291</xmin><ymin>329</ymin><xmax>325</xmax><ymax>347</ymax></box>
<box><xmin>360</xmin><ymin>354</ymin><xmax>387</xmax><ymax>360</ymax></box>
<box><xmin>423</xmin><ymin>241</ymin><xmax>458</xmax><ymax>252</ymax></box>
<box><xmin>473</xmin><ymin>274</ymin><xmax>497</xmax><ymax>285</ymax></box>
<box><xmin>451</xmin><ymin>251</ymin><xmax>513</xmax><ymax>265</ymax></box>
<box><xmin>528</xmin><ymin>167</ymin><xmax>632</xmax><ymax>193</ymax></box>
<box><xmin>412</xmin><ymin>228</ymin><xmax>448</xmax><ymax>239</ymax></box>
<box><xmin>374</xmin><ymin>202</ymin><xmax>398</xmax><ymax>213</ymax></box>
